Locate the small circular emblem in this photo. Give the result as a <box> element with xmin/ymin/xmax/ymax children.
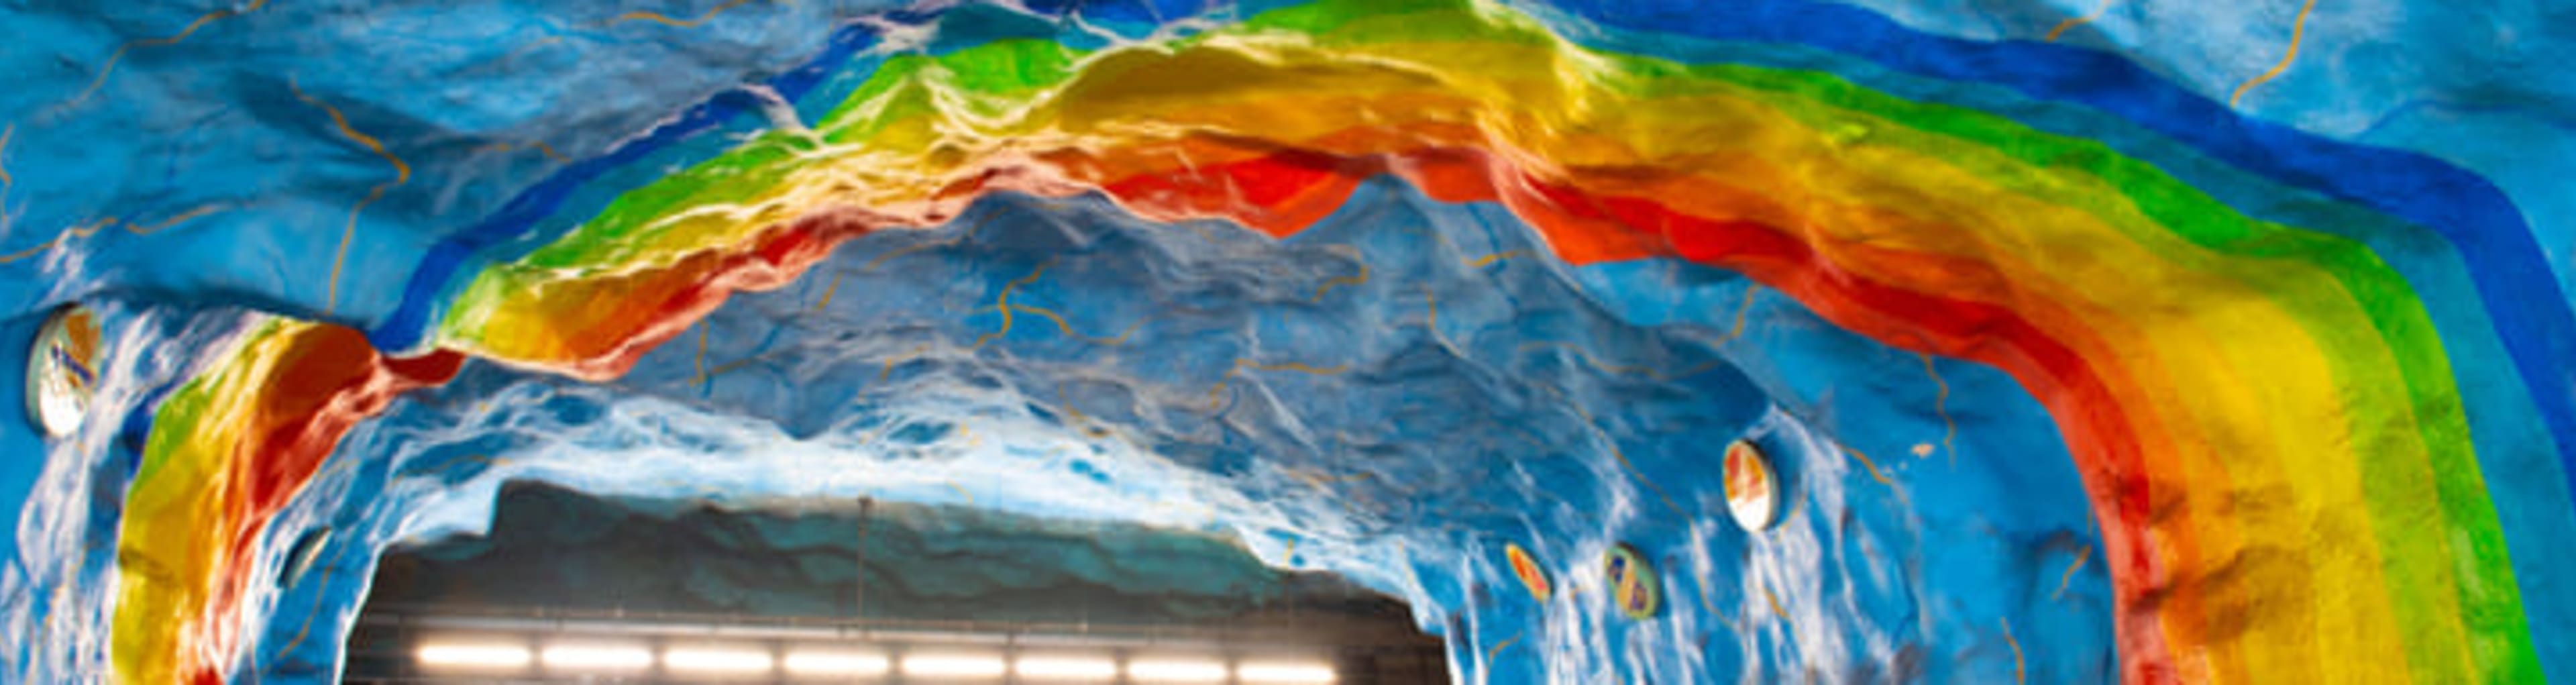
<box><xmin>28</xmin><ymin>305</ymin><xmax>102</xmax><ymax>438</ymax></box>
<box><xmin>1724</xmin><ymin>439</ymin><xmax>1778</xmax><ymax>531</ymax></box>
<box><xmin>1603</xmin><ymin>543</ymin><xmax>1660</xmax><ymax>621</ymax></box>
<box><xmin>1505</xmin><ymin>543</ymin><xmax>1551</xmax><ymax>601</ymax></box>
<box><xmin>280</xmin><ymin>527</ymin><xmax>335</xmax><ymax>585</ymax></box>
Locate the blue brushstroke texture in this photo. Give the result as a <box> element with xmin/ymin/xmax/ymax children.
<box><xmin>246</xmin><ymin>187</ymin><xmax>2110</xmax><ymax>683</ymax></box>
<box><xmin>0</xmin><ymin>0</ymin><xmax>2566</xmax><ymax>682</ymax></box>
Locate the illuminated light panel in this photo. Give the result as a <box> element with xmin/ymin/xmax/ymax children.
<box><xmin>1238</xmin><ymin>662</ymin><xmax>1340</xmax><ymax>683</ymax></box>
<box><xmin>902</xmin><ymin>653</ymin><xmax>1008</xmax><ymax>678</ymax></box>
<box><xmin>541</xmin><ymin>643</ymin><xmax>654</xmax><ymax>671</ymax></box>
<box><xmin>784</xmin><ymin>650</ymin><xmax>890</xmax><ymax>676</ymax></box>
<box><xmin>1128</xmin><ymin>660</ymin><xmax>1230</xmax><ymax>682</ymax></box>
<box><xmin>415</xmin><ymin>643</ymin><xmax>531</xmax><ymax>670</ymax></box>
<box><xmin>1015</xmin><ymin>655</ymin><xmax>1119</xmax><ymax>680</ymax></box>
<box><xmin>665</xmin><ymin>646</ymin><xmax>775</xmax><ymax>674</ymax></box>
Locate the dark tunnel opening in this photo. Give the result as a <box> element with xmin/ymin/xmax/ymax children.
<box><xmin>339</xmin><ymin>482</ymin><xmax>1448</xmax><ymax>683</ymax></box>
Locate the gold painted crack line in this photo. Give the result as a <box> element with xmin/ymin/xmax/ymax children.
<box><xmin>62</xmin><ymin>0</ymin><xmax>275</xmax><ymax>111</ymax></box>
<box><xmin>2045</xmin><ymin>0</ymin><xmax>2120</xmax><ymax>41</ymax></box>
<box><xmin>2230</xmin><ymin>0</ymin><xmax>2321</xmax><ymax>107</ymax></box>
<box><xmin>288</xmin><ymin>81</ymin><xmax>411</xmax><ymax>315</ymax></box>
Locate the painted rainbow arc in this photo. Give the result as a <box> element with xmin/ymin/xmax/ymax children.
<box><xmin>107</xmin><ymin>1</ymin><xmax>2576</xmax><ymax>684</ymax></box>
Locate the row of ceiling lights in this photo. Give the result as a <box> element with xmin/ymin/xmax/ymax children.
<box><xmin>418</xmin><ymin>641</ymin><xmax>1337</xmax><ymax>682</ymax></box>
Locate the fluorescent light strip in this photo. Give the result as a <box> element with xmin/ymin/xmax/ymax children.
<box><xmin>541</xmin><ymin>644</ymin><xmax>654</xmax><ymax>671</ymax></box>
<box><xmin>1239</xmin><ymin>662</ymin><xmax>1340</xmax><ymax>684</ymax></box>
<box><xmin>1016</xmin><ymin>655</ymin><xmax>1120</xmax><ymax>680</ymax></box>
<box><xmin>903</xmin><ymin>653</ymin><xmax>1008</xmax><ymax>678</ymax></box>
<box><xmin>665</xmin><ymin>647</ymin><xmax>775</xmax><ymax>674</ymax></box>
<box><xmin>784</xmin><ymin>651</ymin><xmax>890</xmax><ymax>676</ymax></box>
<box><xmin>416</xmin><ymin>643</ymin><xmax>531</xmax><ymax>669</ymax></box>
<box><xmin>1128</xmin><ymin>660</ymin><xmax>1229</xmax><ymax>682</ymax></box>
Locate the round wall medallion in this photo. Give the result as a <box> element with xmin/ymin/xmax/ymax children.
<box><xmin>27</xmin><ymin>305</ymin><xmax>102</xmax><ymax>438</ymax></box>
<box><xmin>280</xmin><ymin>527</ymin><xmax>335</xmax><ymax>586</ymax></box>
<box><xmin>1723</xmin><ymin>439</ymin><xmax>1779</xmax><ymax>531</ymax></box>
<box><xmin>1603</xmin><ymin>543</ymin><xmax>1660</xmax><ymax>621</ymax></box>
<box><xmin>1505</xmin><ymin>543</ymin><xmax>1551</xmax><ymax>602</ymax></box>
